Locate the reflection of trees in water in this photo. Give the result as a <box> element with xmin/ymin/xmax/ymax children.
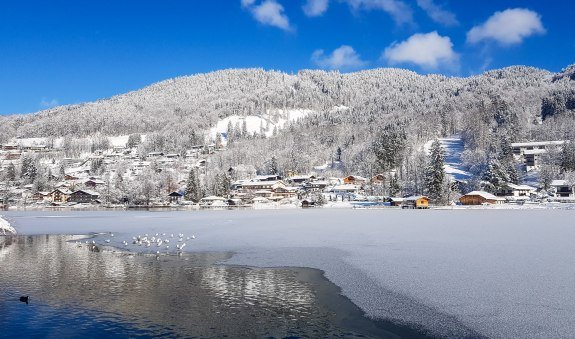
<box><xmin>0</xmin><ymin>236</ymin><xmax>16</xmax><ymax>261</ymax></box>
<box><xmin>0</xmin><ymin>236</ymin><xmax>338</xmax><ymax>337</ymax></box>
<box><xmin>201</xmin><ymin>266</ymin><xmax>314</xmax><ymax>313</ymax></box>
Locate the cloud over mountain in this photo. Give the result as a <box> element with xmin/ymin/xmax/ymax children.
<box><xmin>467</xmin><ymin>8</ymin><xmax>545</xmax><ymax>45</ymax></box>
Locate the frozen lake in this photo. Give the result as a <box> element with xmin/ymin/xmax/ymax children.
<box><xmin>3</xmin><ymin>208</ymin><xmax>575</xmax><ymax>338</ymax></box>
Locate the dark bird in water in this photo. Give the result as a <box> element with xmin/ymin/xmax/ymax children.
<box><xmin>19</xmin><ymin>296</ymin><xmax>29</xmax><ymax>304</ymax></box>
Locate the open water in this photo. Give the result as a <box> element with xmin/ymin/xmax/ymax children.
<box><xmin>0</xmin><ymin>235</ymin><xmax>427</xmax><ymax>338</ymax></box>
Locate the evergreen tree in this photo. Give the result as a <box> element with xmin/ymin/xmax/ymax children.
<box><xmin>59</xmin><ymin>163</ymin><xmax>66</xmax><ymax>179</ymax></box>
<box><xmin>185</xmin><ymin>168</ymin><xmax>202</xmax><ymax>202</ymax></box>
<box><xmin>20</xmin><ymin>155</ymin><xmax>37</xmax><ymax>183</ymax></box>
<box><xmin>213</xmin><ymin>173</ymin><xmax>231</xmax><ymax>197</ymax></box>
<box><xmin>314</xmin><ymin>192</ymin><xmax>327</xmax><ymax>206</ymax></box>
<box><xmin>215</xmin><ymin>132</ymin><xmax>223</xmax><ymax>149</ymax></box>
<box><xmin>268</xmin><ymin>156</ymin><xmax>278</xmax><ymax>175</ymax></box>
<box><xmin>226</xmin><ymin>121</ymin><xmax>235</xmax><ymax>144</ymax></box>
<box><xmin>388</xmin><ymin>173</ymin><xmax>401</xmax><ymax>197</ymax></box>
<box><xmin>373</xmin><ymin>125</ymin><xmax>407</xmax><ymax>172</ymax></box>
<box><xmin>127</xmin><ymin>133</ymin><xmax>142</xmax><ymax>148</ymax></box>
<box><xmin>114</xmin><ymin>170</ymin><xmax>124</xmax><ymax>189</ymax></box>
<box><xmin>220</xmin><ymin>174</ymin><xmax>230</xmax><ymax>197</ymax></box>
<box><xmin>560</xmin><ymin>140</ymin><xmax>575</xmax><ymax>172</ymax></box>
<box><xmin>5</xmin><ymin>163</ymin><xmax>16</xmax><ymax>182</ymax></box>
<box><xmin>241</xmin><ymin>120</ymin><xmax>248</xmax><ymax>138</ymax></box>
<box><xmin>424</xmin><ymin>140</ymin><xmax>446</xmax><ymax>203</ymax></box>
<box><xmin>90</xmin><ymin>158</ymin><xmax>104</xmax><ymax>175</ymax></box>
<box><xmin>482</xmin><ymin>157</ymin><xmax>510</xmax><ymax>193</ymax></box>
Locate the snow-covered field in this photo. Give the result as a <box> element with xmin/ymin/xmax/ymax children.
<box><xmin>3</xmin><ymin>209</ymin><xmax>575</xmax><ymax>338</ymax></box>
<box><xmin>209</xmin><ymin>109</ymin><xmax>313</xmax><ymax>141</ymax></box>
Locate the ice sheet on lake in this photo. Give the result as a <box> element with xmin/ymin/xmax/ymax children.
<box><xmin>0</xmin><ymin>215</ymin><xmax>16</xmax><ymax>235</ymax></box>
<box><xmin>5</xmin><ymin>209</ymin><xmax>575</xmax><ymax>338</ymax></box>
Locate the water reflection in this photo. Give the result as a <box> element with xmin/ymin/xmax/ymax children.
<box><xmin>0</xmin><ymin>235</ymin><xmax>415</xmax><ymax>338</ymax></box>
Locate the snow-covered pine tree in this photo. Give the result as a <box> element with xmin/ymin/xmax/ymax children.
<box><xmin>241</xmin><ymin>120</ymin><xmax>248</xmax><ymax>138</ymax></box>
<box><xmin>482</xmin><ymin>157</ymin><xmax>510</xmax><ymax>193</ymax></box>
<box><xmin>185</xmin><ymin>168</ymin><xmax>202</xmax><ymax>202</ymax></box>
<box><xmin>560</xmin><ymin>139</ymin><xmax>575</xmax><ymax>172</ymax></box>
<box><xmin>20</xmin><ymin>155</ymin><xmax>37</xmax><ymax>184</ymax></box>
<box><xmin>226</xmin><ymin>121</ymin><xmax>235</xmax><ymax>144</ymax></box>
<box><xmin>5</xmin><ymin>163</ymin><xmax>16</xmax><ymax>182</ymax></box>
<box><xmin>268</xmin><ymin>156</ymin><xmax>279</xmax><ymax>175</ymax></box>
<box><xmin>424</xmin><ymin>140</ymin><xmax>445</xmax><ymax>203</ymax></box>
<box><xmin>213</xmin><ymin>173</ymin><xmax>230</xmax><ymax>197</ymax></box>
<box><xmin>373</xmin><ymin>125</ymin><xmax>406</xmax><ymax>173</ymax></box>
<box><xmin>388</xmin><ymin>172</ymin><xmax>400</xmax><ymax>197</ymax></box>
<box><xmin>215</xmin><ymin>132</ymin><xmax>223</xmax><ymax>149</ymax></box>
<box><xmin>127</xmin><ymin>133</ymin><xmax>142</xmax><ymax>148</ymax></box>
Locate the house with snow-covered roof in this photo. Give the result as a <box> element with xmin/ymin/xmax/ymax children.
<box><xmin>402</xmin><ymin>196</ymin><xmax>429</xmax><ymax>209</ymax></box>
<box><xmin>69</xmin><ymin>190</ymin><xmax>100</xmax><ymax>203</ymax></box>
<box><xmin>550</xmin><ymin>180</ymin><xmax>574</xmax><ymax>198</ymax></box>
<box><xmin>49</xmin><ymin>188</ymin><xmax>73</xmax><ymax>203</ymax></box>
<box><xmin>255</xmin><ymin>174</ymin><xmax>282</xmax><ymax>181</ymax></box>
<box><xmin>511</xmin><ymin>140</ymin><xmax>567</xmax><ymax>171</ymax></box>
<box><xmin>240</xmin><ymin>180</ymin><xmax>284</xmax><ymax>191</ymax></box>
<box><xmin>82</xmin><ymin>178</ymin><xmax>106</xmax><ymax>188</ymax></box>
<box><xmin>511</xmin><ymin>140</ymin><xmax>566</xmax><ymax>155</ymax></box>
<box><xmin>495</xmin><ymin>183</ymin><xmax>536</xmax><ymax>199</ymax></box>
<box><xmin>343</xmin><ymin>175</ymin><xmax>368</xmax><ymax>185</ymax></box>
<box><xmin>330</xmin><ymin>184</ymin><xmax>361</xmax><ymax>195</ymax></box>
<box><xmin>459</xmin><ymin>191</ymin><xmax>505</xmax><ymax>205</ymax></box>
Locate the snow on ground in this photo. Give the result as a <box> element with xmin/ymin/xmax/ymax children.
<box><xmin>12</xmin><ymin>137</ymin><xmax>63</xmax><ymax>148</ymax></box>
<box><xmin>424</xmin><ymin>137</ymin><xmax>471</xmax><ymax>182</ymax></box>
<box><xmin>4</xmin><ymin>209</ymin><xmax>575</xmax><ymax>338</ymax></box>
<box><xmin>209</xmin><ymin>109</ymin><xmax>314</xmax><ymax>141</ymax></box>
<box><xmin>108</xmin><ymin>135</ymin><xmax>129</xmax><ymax>148</ymax></box>
<box><xmin>12</xmin><ymin>134</ymin><xmax>146</xmax><ymax>149</ymax></box>
<box><xmin>520</xmin><ymin>168</ymin><xmax>541</xmax><ymax>188</ymax></box>
<box><xmin>0</xmin><ymin>215</ymin><xmax>16</xmax><ymax>235</ymax></box>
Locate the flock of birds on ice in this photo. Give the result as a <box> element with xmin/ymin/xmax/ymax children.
<box><xmin>76</xmin><ymin>232</ymin><xmax>196</xmax><ymax>256</ymax></box>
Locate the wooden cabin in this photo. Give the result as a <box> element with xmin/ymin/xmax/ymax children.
<box><xmin>459</xmin><ymin>191</ymin><xmax>505</xmax><ymax>205</ymax></box>
<box><xmin>50</xmin><ymin>188</ymin><xmax>72</xmax><ymax>203</ymax></box>
<box><xmin>69</xmin><ymin>190</ymin><xmax>100</xmax><ymax>203</ymax></box>
<box><xmin>343</xmin><ymin>175</ymin><xmax>368</xmax><ymax>185</ymax></box>
<box><xmin>371</xmin><ymin>174</ymin><xmax>386</xmax><ymax>185</ymax></box>
<box><xmin>402</xmin><ymin>196</ymin><xmax>429</xmax><ymax>209</ymax></box>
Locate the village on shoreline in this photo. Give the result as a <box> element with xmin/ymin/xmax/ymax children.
<box><xmin>1</xmin><ymin>137</ymin><xmax>575</xmax><ymax>211</ymax></box>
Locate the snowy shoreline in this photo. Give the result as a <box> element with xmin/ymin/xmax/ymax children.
<box><xmin>0</xmin><ymin>215</ymin><xmax>17</xmax><ymax>235</ymax></box>
<box><xmin>4</xmin><ymin>209</ymin><xmax>575</xmax><ymax>338</ymax></box>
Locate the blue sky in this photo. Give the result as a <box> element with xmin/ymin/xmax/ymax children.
<box><xmin>0</xmin><ymin>0</ymin><xmax>573</xmax><ymax>115</ymax></box>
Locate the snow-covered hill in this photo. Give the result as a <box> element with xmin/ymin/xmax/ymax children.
<box><xmin>210</xmin><ymin>109</ymin><xmax>314</xmax><ymax>142</ymax></box>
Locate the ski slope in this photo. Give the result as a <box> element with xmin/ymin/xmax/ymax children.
<box><xmin>425</xmin><ymin>137</ymin><xmax>471</xmax><ymax>182</ymax></box>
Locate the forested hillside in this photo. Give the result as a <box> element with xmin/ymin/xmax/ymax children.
<box><xmin>1</xmin><ymin>64</ymin><xmax>574</xmax><ymax>195</ymax></box>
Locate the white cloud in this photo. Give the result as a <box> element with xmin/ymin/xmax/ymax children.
<box><xmin>303</xmin><ymin>0</ymin><xmax>329</xmax><ymax>17</ymax></box>
<box><xmin>467</xmin><ymin>8</ymin><xmax>545</xmax><ymax>45</ymax></box>
<box><xmin>312</xmin><ymin>45</ymin><xmax>367</xmax><ymax>70</ymax></box>
<box><xmin>40</xmin><ymin>98</ymin><xmax>59</xmax><ymax>108</ymax></box>
<box><xmin>242</xmin><ymin>0</ymin><xmax>292</xmax><ymax>31</ymax></box>
<box><xmin>345</xmin><ymin>0</ymin><xmax>413</xmax><ymax>25</ymax></box>
<box><xmin>416</xmin><ymin>0</ymin><xmax>458</xmax><ymax>26</ymax></box>
<box><xmin>241</xmin><ymin>0</ymin><xmax>256</xmax><ymax>7</ymax></box>
<box><xmin>382</xmin><ymin>31</ymin><xmax>458</xmax><ymax>69</ymax></box>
